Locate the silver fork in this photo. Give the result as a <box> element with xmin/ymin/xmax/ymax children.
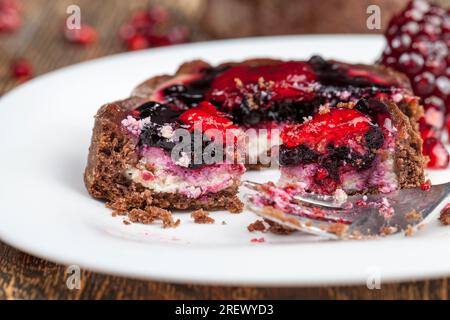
<box><xmin>243</xmin><ymin>181</ymin><xmax>450</xmax><ymax>240</ymax></box>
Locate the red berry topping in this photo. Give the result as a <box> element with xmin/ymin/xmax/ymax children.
<box><xmin>11</xmin><ymin>58</ymin><xmax>33</xmax><ymax>81</ymax></box>
<box><xmin>208</xmin><ymin>61</ymin><xmax>317</xmax><ymax>108</ymax></box>
<box><xmin>420</xmin><ymin>179</ymin><xmax>431</xmax><ymax>191</ymax></box>
<box><xmin>380</xmin><ymin>0</ymin><xmax>450</xmax><ymax>117</ymax></box>
<box><xmin>179</xmin><ymin>102</ymin><xmax>238</xmax><ymax>140</ymax></box>
<box><xmin>0</xmin><ymin>0</ymin><xmax>21</xmax><ymax>33</ymax></box>
<box><xmin>64</xmin><ymin>24</ymin><xmax>97</xmax><ymax>45</ymax></box>
<box><xmin>423</xmin><ymin>137</ymin><xmax>449</xmax><ymax>169</ymax></box>
<box><xmin>280</xmin><ymin>109</ymin><xmax>373</xmax><ymax>151</ymax></box>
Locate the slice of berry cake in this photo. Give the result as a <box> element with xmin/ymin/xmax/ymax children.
<box><xmin>85</xmin><ymin>98</ymin><xmax>245</xmax><ymax>214</ymax></box>
<box><xmin>85</xmin><ymin>56</ymin><xmax>425</xmax><ymax>216</ymax></box>
<box><xmin>278</xmin><ymin>99</ymin><xmax>424</xmax><ymax>195</ymax></box>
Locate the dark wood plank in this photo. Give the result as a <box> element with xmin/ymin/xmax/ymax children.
<box><xmin>1</xmin><ymin>0</ymin><xmax>449</xmax><ymax>300</ymax></box>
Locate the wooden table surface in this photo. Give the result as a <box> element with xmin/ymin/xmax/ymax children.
<box><xmin>1</xmin><ymin>0</ymin><xmax>449</xmax><ymax>300</ymax></box>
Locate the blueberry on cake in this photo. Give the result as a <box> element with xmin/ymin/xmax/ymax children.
<box><xmin>85</xmin><ymin>56</ymin><xmax>425</xmax><ymax>217</ymax></box>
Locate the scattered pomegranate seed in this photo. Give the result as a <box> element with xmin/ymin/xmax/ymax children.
<box><xmin>118</xmin><ymin>6</ymin><xmax>189</xmax><ymax>51</ymax></box>
<box><xmin>250</xmin><ymin>237</ymin><xmax>265</xmax><ymax>243</ymax></box>
<box><xmin>64</xmin><ymin>23</ymin><xmax>97</xmax><ymax>45</ymax></box>
<box><xmin>420</xmin><ymin>179</ymin><xmax>432</xmax><ymax>191</ymax></box>
<box><xmin>11</xmin><ymin>58</ymin><xmax>33</xmax><ymax>81</ymax></box>
<box><xmin>423</xmin><ymin>137</ymin><xmax>449</xmax><ymax>169</ymax></box>
<box><xmin>126</xmin><ymin>34</ymin><xmax>149</xmax><ymax>51</ymax></box>
<box><xmin>0</xmin><ymin>0</ymin><xmax>21</xmax><ymax>33</ymax></box>
<box><xmin>419</xmin><ymin>117</ymin><xmax>438</xmax><ymax>139</ymax></box>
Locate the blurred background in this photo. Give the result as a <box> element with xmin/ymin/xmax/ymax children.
<box><xmin>0</xmin><ymin>0</ymin><xmax>449</xmax><ymax>95</ymax></box>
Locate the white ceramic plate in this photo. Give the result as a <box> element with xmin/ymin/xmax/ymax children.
<box><xmin>1</xmin><ymin>35</ymin><xmax>449</xmax><ymax>287</ymax></box>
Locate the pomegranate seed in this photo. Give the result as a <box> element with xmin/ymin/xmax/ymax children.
<box><xmin>118</xmin><ymin>23</ymin><xmax>136</xmax><ymax>42</ymax></box>
<box><xmin>146</xmin><ymin>33</ymin><xmax>171</xmax><ymax>47</ymax></box>
<box><xmin>446</xmin><ymin>116</ymin><xmax>450</xmax><ymax>140</ymax></box>
<box><xmin>423</xmin><ymin>97</ymin><xmax>445</xmax><ymax>129</ymax></box>
<box><xmin>423</xmin><ymin>137</ymin><xmax>449</xmax><ymax>169</ymax></box>
<box><xmin>424</xmin><ymin>57</ymin><xmax>446</xmax><ymax>74</ymax></box>
<box><xmin>126</xmin><ymin>34</ymin><xmax>149</xmax><ymax>51</ymax></box>
<box><xmin>414</xmin><ymin>72</ymin><xmax>435</xmax><ymax>96</ymax></box>
<box><xmin>420</xmin><ymin>179</ymin><xmax>432</xmax><ymax>191</ymax></box>
<box><xmin>398</xmin><ymin>52</ymin><xmax>424</xmax><ymax>75</ymax></box>
<box><xmin>11</xmin><ymin>58</ymin><xmax>33</xmax><ymax>81</ymax></box>
<box><xmin>419</xmin><ymin>117</ymin><xmax>438</xmax><ymax>139</ymax></box>
<box><xmin>119</xmin><ymin>6</ymin><xmax>190</xmax><ymax>51</ymax></box>
<box><xmin>380</xmin><ymin>0</ymin><xmax>450</xmax><ymax>119</ymax></box>
<box><xmin>64</xmin><ymin>24</ymin><xmax>97</xmax><ymax>45</ymax></box>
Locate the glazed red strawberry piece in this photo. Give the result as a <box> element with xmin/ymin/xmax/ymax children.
<box><xmin>280</xmin><ymin>108</ymin><xmax>372</xmax><ymax>151</ymax></box>
<box><xmin>179</xmin><ymin>101</ymin><xmax>238</xmax><ymax>141</ymax></box>
<box><xmin>208</xmin><ymin>61</ymin><xmax>317</xmax><ymax>109</ymax></box>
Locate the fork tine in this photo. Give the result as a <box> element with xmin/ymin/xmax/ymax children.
<box><xmin>245</xmin><ymin>197</ymin><xmax>339</xmax><ymax>240</ymax></box>
<box><xmin>242</xmin><ymin>180</ymin><xmax>349</xmax><ymax>210</ymax></box>
<box><xmin>292</xmin><ymin>193</ymin><xmax>349</xmax><ymax>210</ymax></box>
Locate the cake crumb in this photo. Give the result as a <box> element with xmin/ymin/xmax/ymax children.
<box><xmin>318</xmin><ymin>104</ymin><xmax>331</xmax><ymax>114</ymax></box>
<box><xmin>234</xmin><ymin>77</ymin><xmax>243</xmax><ymax>88</ymax></box>
<box><xmin>112</xmin><ymin>210</ymin><xmax>126</xmax><ymax>217</ymax></box>
<box><xmin>380</xmin><ymin>226</ymin><xmax>398</xmax><ymax>236</ymax></box>
<box><xmin>266</xmin><ymin>220</ymin><xmax>295</xmax><ymax>235</ymax></box>
<box><xmin>323</xmin><ymin>223</ymin><xmax>349</xmax><ymax>237</ymax></box>
<box><xmin>250</xmin><ymin>237</ymin><xmax>265</xmax><ymax>243</ymax></box>
<box><xmin>128</xmin><ymin>207</ymin><xmax>180</xmax><ymax>228</ymax></box>
<box><xmin>247</xmin><ymin>219</ymin><xmax>268</xmax><ymax>232</ymax></box>
<box><xmin>191</xmin><ymin>209</ymin><xmax>215</xmax><ymax>224</ymax></box>
<box><xmin>405</xmin><ymin>209</ymin><xmax>422</xmax><ymax>221</ymax></box>
<box><xmin>221</xmin><ymin>220</ymin><xmax>227</xmax><ymax>225</ymax></box>
<box><xmin>439</xmin><ymin>203</ymin><xmax>450</xmax><ymax>225</ymax></box>
<box><xmin>404</xmin><ymin>224</ymin><xmax>415</xmax><ymax>237</ymax></box>
<box><xmin>334</xmin><ymin>188</ymin><xmax>348</xmax><ymax>203</ymax></box>
<box><xmin>123</xmin><ymin>220</ymin><xmax>131</xmax><ymax>225</ymax></box>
